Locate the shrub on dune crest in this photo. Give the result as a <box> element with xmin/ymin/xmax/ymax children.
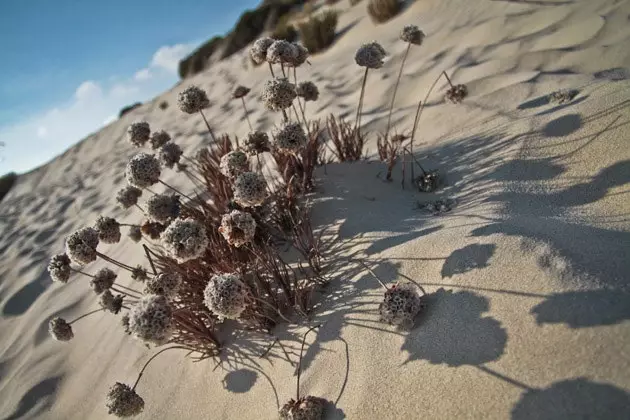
<box><xmin>298</xmin><ymin>10</ymin><xmax>338</xmax><ymax>54</ymax></box>
<box><xmin>367</xmin><ymin>0</ymin><xmax>402</xmax><ymax>24</ymax></box>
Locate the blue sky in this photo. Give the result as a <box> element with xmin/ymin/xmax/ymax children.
<box><xmin>0</xmin><ymin>0</ymin><xmax>260</xmax><ymax>174</ymax></box>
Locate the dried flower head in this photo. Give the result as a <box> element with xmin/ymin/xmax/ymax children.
<box><xmin>279</xmin><ymin>396</ymin><xmax>326</xmax><ymax>420</ymax></box>
<box><xmin>146</xmin><ymin>193</ymin><xmax>181</xmax><ymax>223</ymax></box>
<box><xmin>267</xmin><ymin>40</ymin><xmax>298</xmax><ymax>64</ymax></box>
<box><xmin>445</xmin><ymin>84</ymin><xmax>468</xmax><ymax>104</ymax></box>
<box><xmin>121</xmin><ymin>313</ymin><xmax>131</xmax><ymax>334</ymax></box>
<box><xmin>296</xmin><ymin>81</ymin><xmax>319</xmax><ymax>102</ymax></box>
<box><xmin>116</xmin><ymin>186</ymin><xmax>143</xmax><ymax>209</ymax></box>
<box><xmin>149</xmin><ymin>130</ymin><xmax>171</xmax><ymax>150</ymax></box>
<box><xmin>65</xmin><ymin>227</ymin><xmax>100</xmax><ymax>265</ymax></box>
<box><xmin>203</xmin><ymin>273</ymin><xmax>248</xmax><ymax>320</ymax></box>
<box><xmin>94</xmin><ymin>216</ymin><xmax>121</xmax><ymax>244</ymax></box>
<box><xmin>250</xmin><ymin>37</ymin><xmax>275</xmax><ymax>64</ymax></box>
<box><xmin>125</xmin><ymin>153</ymin><xmax>161</xmax><ymax>188</ymax></box>
<box><xmin>243</xmin><ymin>131</ymin><xmax>271</xmax><ymax>155</ymax></box>
<box><xmin>161</xmin><ymin>218</ymin><xmax>208</xmax><ymax>263</ymax></box>
<box><xmin>128</xmin><ymin>226</ymin><xmax>142</xmax><ymax>243</ymax></box>
<box><xmin>106</xmin><ymin>382</ymin><xmax>145</xmax><ymax>417</ymax></box>
<box><xmin>261</xmin><ymin>78</ymin><xmax>297</xmax><ymax>111</ymax></box>
<box><xmin>233</xmin><ymin>172</ymin><xmax>268</xmax><ymax>207</ymax></box>
<box><xmin>177</xmin><ymin>86</ymin><xmax>210</xmax><ymax>114</ymax></box>
<box><xmin>131</xmin><ymin>265</ymin><xmax>148</xmax><ymax>281</ymax></box>
<box><xmin>400</xmin><ymin>25</ymin><xmax>425</xmax><ymax>45</ymax></box>
<box><xmin>416</xmin><ymin>170</ymin><xmax>439</xmax><ymax>193</ymax></box>
<box><xmin>232</xmin><ymin>85</ymin><xmax>250</xmax><ymax>99</ymax></box>
<box><xmin>355</xmin><ymin>41</ymin><xmax>387</xmax><ymax>69</ymax></box>
<box><xmin>549</xmin><ymin>89</ymin><xmax>578</xmax><ymax>104</ymax></box>
<box><xmin>273</xmin><ymin>122</ymin><xmax>307</xmax><ymax>153</ymax></box>
<box><xmin>286</xmin><ymin>43</ymin><xmax>309</xmax><ymax>67</ymax></box>
<box><xmin>158</xmin><ymin>142</ymin><xmax>183</xmax><ymax>169</ymax></box>
<box><xmin>100</xmin><ymin>290</ymin><xmax>124</xmax><ymax>314</ymax></box>
<box><xmin>48</xmin><ymin>253</ymin><xmax>72</xmax><ymax>284</ymax></box>
<box><xmin>219</xmin><ymin>150</ymin><xmax>249</xmax><ymax>179</ymax></box>
<box><xmin>128</xmin><ymin>294</ymin><xmax>173</xmax><ymax>344</ymax></box>
<box><xmin>144</xmin><ymin>272</ymin><xmax>182</xmax><ymax>297</ymax></box>
<box><xmin>127</xmin><ymin>122</ymin><xmax>151</xmax><ymax>147</ymax></box>
<box><xmin>379</xmin><ymin>282</ymin><xmax>424</xmax><ymax>329</ymax></box>
<box><xmin>219</xmin><ymin>210</ymin><xmax>257</xmax><ymax>248</ymax></box>
<box><xmin>90</xmin><ymin>267</ymin><xmax>117</xmax><ymax>294</ymax></box>
<box><xmin>49</xmin><ymin>317</ymin><xmax>74</xmax><ymax>341</ymax></box>
<box><xmin>141</xmin><ymin>221</ymin><xmax>167</xmax><ymax>240</ymax></box>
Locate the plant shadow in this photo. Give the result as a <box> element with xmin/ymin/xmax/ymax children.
<box><xmin>441</xmin><ymin>243</ymin><xmax>496</xmax><ymax>278</ymax></box>
<box><xmin>4</xmin><ymin>376</ymin><xmax>63</xmax><ymax>420</ymax></box>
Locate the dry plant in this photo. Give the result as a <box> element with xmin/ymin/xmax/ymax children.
<box><xmin>298</xmin><ymin>10</ymin><xmax>338</xmax><ymax>54</ymax></box>
<box><xmin>326</xmin><ymin>114</ymin><xmax>366</xmax><ymax>161</ymax></box>
<box><xmin>367</xmin><ymin>0</ymin><xmax>402</xmax><ymax>24</ymax></box>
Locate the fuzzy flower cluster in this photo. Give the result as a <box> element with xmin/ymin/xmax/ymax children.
<box><xmin>149</xmin><ymin>130</ymin><xmax>171</xmax><ymax>149</ymax></box>
<box><xmin>219</xmin><ymin>210</ymin><xmax>257</xmax><ymax>248</ymax></box>
<box><xmin>128</xmin><ymin>294</ymin><xmax>173</xmax><ymax>344</ymax></box>
<box><xmin>49</xmin><ymin>317</ymin><xmax>74</xmax><ymax>341</ymax></box>
<box><xmin>379</xmin><ymin>282</ymin><xmax>424</xmax><ymax>329</ymax></box>
<box><xmin>261</xmin><ymin>78</ymin><xmax>297</xmax><ymax>111</ymax></box>
<box><xmin>116</xmin><ymin>185</ymin><xmax>142</xmax><ymax>209</ymax></box>
<box><xmin>243</xmin><ymin>131</ymin><xmax>270</xmax><ymax>156</ymax></box>
<box><xmin>233</xmin><ymin>172</ymin><xmax>268</xmax><ymax>207</ymax></box>
<box><xmin>297</xmin><ymin>81</ymin><xmax>319</xmax><ymax>102</ymax></box>
<box><xmin>445</xmin><ymin>84</ymin><xmax>468</xmax><ymax>104</ymax></box>
<box><xmin>90</xmin><ymin>267</ymin><xmax>117</xmax><ymax>294</ymax></box>
<box><xmin>416</xmin><ymin>171</ymin><xmax>439</xmax><ymax>193</ymax></box>
<box><xmin>94</xmin><ymin>216</ymin><xmax>121</xmax><ymax>244</ymax></box>
<box><xmin>219</xmin><ymin>150</ymin><xmax>249</xmax><ymax>179</ymax></box>
<box><xmin>65</xmin><ymin>227</ymin><xmax>100</xmax><ymax>265</ymax></box>
<box><xmin>266</xmin><ymin>40</ymin><xmax>298</xmax><ymax>65</ymax></box>
<box><xmin>273</xmin><ymin>122</ymin><xmax>307</xmax><ymax>153</ymax></box>
<box><xmin>128</xmin><ymin>226</ymin><xmax>142</xmax><ymax>243</ymax></box>
<box><xmin>161</xmin><ymin>218</ymin><xmax>209</xmax><ymax>263</ymax></box>
<box><xmin>355</xmin><ymin>42</ymin><xmax>387</xmax><ymax>69</ymax></box>
<box><xmin>144</xmin><ymin>272</ymin><xmax>182</xmax><ymax>297</ymax></box>
<box><xmin>48</xmin><ymin>253</ymin><xmax>72</xmax><ymax>284</ymax></box>
<box><xmin>146</xmin><ymin>193</ymin><xmax>180</xmax><ymax>223</ymax></box>
<box><xmin>100</xmin><ymin>290</ymin><xmax>124</xmax><ymax>314</ymax></box>
<box><xmin>106</xmin><ymin>382</ymin><xmax>145</xmax><ymax>418</ymax></box>
<box><xmin>400</xmin><ymin>25</ymin><xmax>425</xmax><ymax>45</ymax></box>
<box><xmin>286</xmin><ymin>43</ymin><xmax>309</xmax><ymax>67</ymax></box>
<box><xmin>232</xmin><ymin>85</ymin><xmax>250</xmax><ymax>99</ymax></box>
<box><xmin>203</xmin><ymin>273</ymin><xmax>248</xmax><ymax>320</ymax></box>
<box><xmin>178</xmin><ymin>86</ymin><xmax>210</xmax><ymax>114</ymax></box>
<box><xmin>250</xmin><ymin>37</ymin><xmax>274</xmax><ymax>64</ymax></box>
<box><xmin>279</xmin><ymin>396</ymin><xmax>325</xmax><ymax>420</ymax></box>
<box><xmin>127</xmin><ymin>122</ymin><xmax>151</xmax><ymax>147</ymax></box>
<box><xmin>141</xmin><ymin>221</ymin><xmax>166</xmax><ymax>240</ymax></box>
<box><xmin>131</xmin><ymin>265</ymin><xmax>148</xmax><ymax>281</ymax></box>
<box><xmin>158</xmin><ymin>142</ymin><xmax>183</xmax><ymax>169</ymax></box>
<box><xmin>125</xmin><ymin>153</ymin><xmax>161</xmax><ymax>188</ymax></box>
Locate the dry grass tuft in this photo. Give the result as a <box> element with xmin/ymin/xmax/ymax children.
<box><xmin>298</xmin><ymin>10</ymin><xmax>338</xmax><ymax>54</ymax></box>
<box><xmin>326</xmin><ymin>114</ymin><xmax>366</xmax><ymax>162</ymax></box>
<box><xmin>367</xmin><ymin>0</ymin><xmax>402</xmax><ymax>24</ymax></box>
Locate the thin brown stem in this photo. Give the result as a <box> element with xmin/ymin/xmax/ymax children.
<box><xmin>385</xmin><ymin>43</ymin><xmax>411</xmax><ymax>140</ymax></box>
<box><xmin>443</xmin><ymin>71</ymin><xmax>454</xmax><ymax>88</ymax></box>
<box><xmin>241</xmin><ymin>97</ymin><xmax>254</xmax><ymax>131</ymax></box>
<box><xmin>143</xmin><ymin>244</ymin><xmax>158</xmax><ymax>276</ymax></box>
<box><xmin>296</xmin><ymin>325</ymin><xmax>321</xmax><ymax>400</ymax></box>
<box><xmin>354</xmin><ymin>68</ymin><xmax>370</xmax><ymax>138</ymax></box>
<box><xmin>132</xmin><ymin>346</ymin><xmax>194</xmax><ymax>390</ymax></box>
<box><xmin>69</xmin><ymin>308</ymin><xmax>105</xmax><ymax>325</ymax></box>
<box><xmin>158</xmin><ymin>179</ymin><xmax>196</xmax><ymax>204</ymax></box>
<box><xmin>113</xmin><ymin>283</ymin><xmax>143</xmax><ymax>294</ymax></box>
<box><xmin>111</xmin><ymin>286</ymin><xmax>140</xmax><ymax>299</ymax></box>
<box><xmin>96</xmin><ymin>251</ymin><xmax>135</xmax><ymax>272</ymax></box>
<box><xmin>268</xmin><ymin>62</ymin><xmax>276</xmax><ymax>78</ymax></box>
<box><xmin>70</xmin><ymin>267</ymin><xmax>95</xmax><ymax>278</ymax></box>
<box><xmin>198</xmin><ymin>110</ymin><xmax>217</xmax><ymax>142</ymax></box>
<box><xmin>351</xmin><ymin>258</ymin><xmax>389</xmax><ymax>290</ymax></box>
<box><xmin>134</xmin><ymin>203</ymin><xmax>146</xmax><ymax>214</ymax></box>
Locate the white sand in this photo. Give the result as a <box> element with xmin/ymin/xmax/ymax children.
<box><xmin>1</xmin><ymin>0</ymin><xmax>630</xmax><ymax>418</ymax></box>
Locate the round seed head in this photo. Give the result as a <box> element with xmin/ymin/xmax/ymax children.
<box><xmin>355</xmin><ymin>41</ymin><xmax>387</xmax><ymax>69</ymax></box>
<box><xmin>379</xmin><ymin>282</ymin><xmax>424</xmax><ymax>329</ymax></box>
<box><xmin>65</xmin><ymin>227</ymin><xmax>99</xmax><ymax>265</ymax></box>
<box><xmin>100</xmin><ymin>290</ymin><xmax>124</xmax><ymax>314</ymax></box>
<box><xmin>127</xmin><ymin>122</ymin><xmax>151</xmax><ymax>147</ymax></box>
<box><xmin>141</xmin><ymin>221</ymin><xmax>167</xmax><ymax>240</ymax></box>
<box><xmin>131</xmin><ymin>265</ymin><xmax>148</xmax><ymax>281</ymax></box>
<box><xmin>94</xmin><ymin>216</ymin><xmax>121</xmax><ymax>244</ymax></box>
<box><xmin>261</xmin><ymin>78</ymin><xmax>297</xmax><ymax>111</ymax></box>
<box><xmin>106</xmin><ymin>382</ymin><xmax>145</xmax><ymax>417</ymax></box>
<box><xmin>279</xmin><ymin>396</ymin><xmax>325</xmax><ymax>420</ymax></box>
<box><xmin>400</xmin><ymin>25</ymin><xmax>425</xmax><ymax>45</ymax></box>
<box><xmin>49</xmin><ymin>317</ymin><xmax>74</xmax><ymax>342</ymax></box>
<box><xmin>219</xmin><ymin>150</ymin><xmax>249</xmax><ymax>179</ymax></box>
<box><xmin>158</xmin><ymin>142</ymin><xmax>183</xmax><ymax>169</ymax></box>
<box><xmin>203</xmin><ymin>273</ymin><xmax>248</xmax><ymax>320</ymax></box>
<box><xmin>48</xmin><ymin>253</ymin><xmax>72</xmax><ymax>284</ymax></box>
<box><xmin>149</xmin><ymin>130</ymin><xmax>171</xmax><ymax>150</ymax></box>
<box><xmin>296</xmin><ymin>81</ymin><xmax>319</xmax><ymax>102</ymax></box>
<box><xmin>161</xmin><ymin>218</ymin><xmax>209</xmax><ymax>263</ymax></box>
<box><xmin>266</xmin><ymin>40</ymin><xmax>298</xmax><ymax>64</ymax></box>
<box><xmin>116</xmin><ymin>186</ymin><xmax>142</xmax><ymax>209</ymax></box>
<box><xmin>232</xmin><ymin>85</ymin><xmax>250</xmax><ymax>99</ymax></box>
<box><xmin>219</xmin><ymin>210</ymin><xmax>257</xmax><ymax>248</ymax></box>
<box><xmin>128</xmin><ymin>226</ymin><xmax>142</xmax><ymax>243</ymax></box>
<box><xmin>146</xmin><ymin>193</ymin><xmax>180</xmax><ymax>223</ymax></box>
<box><xmin>90</xmin><ymin>267</ymin><xmax>117</xmax><ymax>294</ymax></box>
<box><xmin>286</xmin><ymin>43</ymin><xmax>309</xmax><ymax>67</ymax></box>
<box><xmin>128</xmin><ymin>294</ymin><xmax>173</xmax><ymax>344</ymax></box>
<box><xmin>144</xmin><ymin>272</ymin><xmax>182</xmax><ymax>297</ymax></box>
<box><xmin>243</xmin><ymin>131</ymin><xmax>271</xmax><ymax>155</ymax></box>
<box><xmin>445</xmin><ymin>84</ymin><xmax>468</xmax><ymax>104</ymax></box>
<box><xmin>250</xmin><ymin>37</ymin><xmax>274</xmax><ymax>65</ymax></box>
<box><xmin>125</xmin><ymin>153</ymin><xmax>161</xmax><ymax>188</ymax></box>
<box><xmin>233</xmin><ymin>172</ymin><xmax>268</xmax><ymax>207</ymax></box>
<box><xmin>177</xmin><ymin>86</ymin><xmax>210</xmax><ymax>114</ymax></box>
<box><xmin>273</xmin><ymin>122</ymin><xmax>307</xmax><ymax>153</ymax></box>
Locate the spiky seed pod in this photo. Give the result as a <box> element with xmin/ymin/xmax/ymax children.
<box><xmin>219</xmin><ymin>210</ymin><xmax>257</xmax><ymax>248</ymax></box>
<box><xmin>266</xmin><ymin>40</ymin><xmax>298</xmax><ymax>64</ymax></box>
<box><xmin>261</xmin><ymin>78</ymin><xmax>297</xmax><ymax>111</ymax></box>
<box><xmin>127</xmin><ymin>122</ymin><xmax>151</xmax><ymax>147</ymax></box>
<box><xmin>445</xmin><ymin>84</ymin><xmax>468</xmax><ymax>104</ymax></box>
<box><xmin>279</xmin><ymin>396</ymin><xmax>326</xmax><ymax>420</ymax></box>
<box><xmin>116</xmin><ymin>186</ymin><xmax>143</xmax><ymax>209</ymax></box>
<box><xmin>416</xmin><ymin>170</ymin><xmax>439</xmax><ymax>193</ymax></box>
<box><xmin>100</xmin><ymin>290</ymin><xmax>124</xmax><ymax>314</ymax></box>
<box><xmin>232</xmin><ymin>85</ymin><xmax>250</xmax><ymax>99</ymax></box>
<box><xmin>106</xmin><ymin>382</ymin><xmax>145</xmax><ymax>418</ymax></box>
<box><xmin>128</xmin><ymin>294</ymin><xmax>173</xmax><ymax>344</ymax></box>
<box><xmin>233</xmin><ymin>172</ymin><xmax>268</xmax><ymax>207</ymax></box>
<box><xmin>144</xmin><ymin>272</ymin><xmax>182</xmax><ymax>297</ymax></box>
<box><xmin>158</xmin><ymin>142</ymin><xmax>183</xmax><ymax>169</ymax></box>
<box><xmin>146</xmin><ymin>193</ymin><xmax>180</xmax><ymax>223</ymax></box>
<box><xmin>65</xmin><ymin>227</ymin><xmax>100</xmax><ymax>265</ymax></box>
<box><xmin>125</xmin><ymin>153</ymin><xmax>161</xmax><ymax>188</ymax></box>
<box><xmin>243</xmin><ymin>131</ymin><xmax>271</xmax><ymax>155</ymax></box>
<box><xmin>400</xmin><ymin>24</ymin><xmax>425</xmax><ymax>45</ymax></box>
<box><xmin>161</xmin><ymin>218</ymin><xmax>208</xmax><ymax>263</ymax></box>
<box><xmin>121</xmin><ymin>313</ymin><xmax>131</xmax><ymax>334</ymax></box>
<box><xmin>379</xmin><ymin>282</ymin><xmax>424</xmax><ymax>329</ymax></box>
<box><xmin>48</xmin><ymin>253</ymin><xmax>72</xmax><ymax>284</ymax></box>
<box><xmin>219</xmin><ymin>150</ymin><xmax>250</xmax><ymax>180</ymax></box>
<box><xmin>90</xmin><ymin>267</ymin><xmax>117</xmax><ymax>294</ymax></box>
<box><xmin>177</xmin><ymin>86</ymin><xmax>210</xmax><ymax>114</ymax></box>
<box><xmin>296</xmin><ymin>81</ymin><xmax>319</xmax><ymax>102</ymax></box>
<box><xmin>131</xmin><ymin>266</ymin><xmax>148</xmax><ymax>281</ymax></box>
<box><xmin>94</xmin><ymin>216</ymin><xmax>121</xmax><ymax>244</ymax></box>
<box><xmin>273</xmin><ymin>122</ymin><xmax>307</xmax><ymax>153</ymax></box>
<box><xmin>49</xmin><ymin>317</ymin><xmax>74</xmax><ymax>342</ymax></box>
<box><xmin>203</xmin><ymin>273</ymin><xmax>248</xmax><ymax>320</ymax></box>
<box><xmin>250</xmin><ymin>37</ymin><xmax>275</xmax><ymax>65</ymax></box>
<box><xmin>149</xmin><ymin>130</ymin><xmax>171</xmax><ymax>150</ymax></box>
<box><xmin>128</xmin><ymin>226</ymin><xmax>142</xmax><ymax>243</ymax></box>
<box><xmin>141</xmin><ymin>221</ymin><xmax>167</xmax><ymax>240</ymax></box>
<box><xmin>286</xmin><ymin>42</ymin><xmax>309</xmax><ymax>68</ymax></box>
<box><xmin>355</xmin><ymin>41</ymin><xmax>387</xmax><ymax>69</ymax></box>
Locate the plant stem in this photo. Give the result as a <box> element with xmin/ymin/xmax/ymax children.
<box><xmin>132</xmin><ymin>346</ymin><xmax>193</xmax><ymax>390</ymax></box>
<box><xmin>296</xmin><ymin>324</ymin><xmax>321</xmax><ymax>400</ymax></box>
<box><xmin>134</xmin><ymin>204</ymin><xmax>146</xmax><ymax>214</ymax></box>
<box><xmin>69</xmin><ymin>308</ymin><xmax>105</xmax><ymax>325</ymax></box>
<box><xmin>143</xmin><ymin>244</ymin><xmax>158</xmax><ymax>276</ymax></box>
<box><xmin>268</xmin><ymin>62</ymin><xmax>276</xmax><ymax>78</ymax></box>
<box><xmin>443</xmin><ymin>71</ymin><xmax>454</xmax><ymax>88</ymax></box>
<box><xmin>114</xmin><ymin>283</ymin><xmax>143</xmax><ymax>294</ymax></box>
<box><xmin>70</xmin><ymin>267</ymin><xmax>95</xmax><ymax>278</ymax></box>
<box><xmin>158</xmin><ymin>179</ymin><xmax>196</xmax><ymax>204</ymax></box>
<box><xmin>385</xmin><ymin>43</ymin><xmax>411</xmax><ymax>140</ymax></box>
<box><xmin>352</xmin><ymin>258</ymin><xmax>389</xmax><ymax>290</ymax></box>
<box><xmin>241</xmin><ymin>98</ymin><xmax>254</xmax><ymax>131</ymax></box>
<box><xmin>198</xmin><ymin>110</ymin><xmax>217</xmax><ymax>143</ymax></box>
<box><xmin>354</xmin><ymin>68</ymin><xmax>370</xmax><ymax>138</ymax></box>
<box><xmin>111</xmin><ymin>286</ymin><xmax>140</xmax><ymax>299</ymax></box>
<box><xmin>96</xmin><ymin>251</ymin><xmax>136</xmax><ymax>272</ymax></box>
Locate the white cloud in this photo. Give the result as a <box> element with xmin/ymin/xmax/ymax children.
<box><xmin>75</xmin><ymin>80</ymin><xmax>102</xmax><ymax>101</ymax></box>
<box><xmin>37</xmin><ymin>126</ymin><xmax>48</xmax><ymax>138</ymax></box>
<box><xmin>150</xmin><ymin>44</ymin><xmax>195</xmax><ymax>73</ymax></box>
<box><xmin>134</xmin><ymin>68</ymin><xmax>152</xmax><ymax>81</ymax></box>
<box><xmin>110</xmin><ymin>83</ymin><xmax>140</xmax><ymax>98</ymax></box>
